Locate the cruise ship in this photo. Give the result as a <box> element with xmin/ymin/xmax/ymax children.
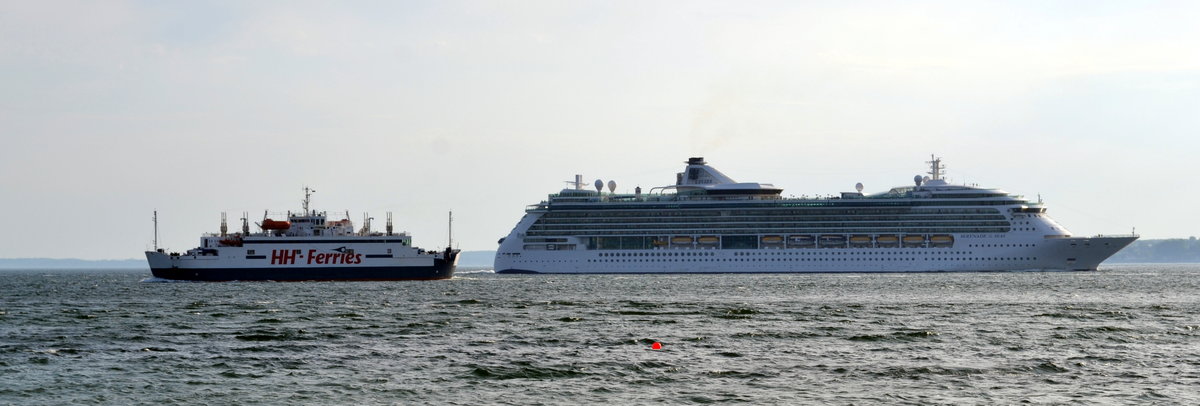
<box><xmin>146</xmin><ymin>189</ymin><xmax>458</xmax><ymax>281</ymax></box>
<box><xmin>494</xmin><ymin>157</ymin><xmax>1137</xmax><ymax>273</ymax></box>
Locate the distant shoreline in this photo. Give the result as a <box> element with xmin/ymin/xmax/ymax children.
<box><xmin>3</xmin><ymin>240</ymin><xmax>1198</xmax><ymax>269</ymax></box>
<box><xmin>0</xmin><ymin>258</ymin><xmax>147</xmax><ymax>269</ymax></box>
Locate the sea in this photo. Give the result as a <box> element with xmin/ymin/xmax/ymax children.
<box><xmin>1</xmin><ymin>264</ymin><xmax>1198</xmax><ymax>405</ymax></box>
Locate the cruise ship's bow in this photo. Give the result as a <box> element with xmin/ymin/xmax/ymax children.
<box><xmin>1045</xmin><ymin>235</ymin><xmax>1139</xmax><ymax>271</ymax></box>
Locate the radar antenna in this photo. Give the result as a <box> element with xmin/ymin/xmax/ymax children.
<box><xmin>564</xmin><ymin>175</ymin><xmax>585</xmax><ymax>190</ymax></box>
<box><xmin>926</xmin><ymin>155</ymin><xmax>945</xmax><ymax>181</ymax></box>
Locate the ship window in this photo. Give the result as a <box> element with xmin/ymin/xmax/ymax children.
<box><xmin>248</xmin><ymin>250</ymin><xmax>255</xmax><ymax>255</ymax></box>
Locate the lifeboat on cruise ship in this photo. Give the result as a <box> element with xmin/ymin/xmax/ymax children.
<box><xmin>818</xmin><ymin>235</ymin><xmax>847</xmax><ymax>247</ymax></box>
<box><xmin>652</xmin><ymin>239</ymin><xmax>669</xmax><ymax>247</ymax></box>
<box><xmin>788</xmin><ymin>235</ymin><xmax>816</xmax><ymax>247</ymax></box>
<box><xmin>760</xmin><ymin>235</ymin><xmax>784</xmax><ymax>244</ymax></box>
<box><xmin>218</xmin><ymin>237</ymin><xmax>244</xmax><ymax>247</ymax></box>
<box><xmin>930</xmin><ymin>235</ymin><xmax>955</xmax><ymax>247</ymax></box>
<box><xmin>876</xmin><ymin>235</ymin><xmax>899</xmax><ymax>247</ymax></box>
<box><xmin>697</xmin><ymin>236</ymin><xmax>720</xmax><ymax>245</ymax></box>
<box><xmin>902</xmin><ymin>235</ymin><xmax>927</xmax><ymax>247</ymax></box>
<box><xmin>849</xmin><ymin>235</ymin><xmax>872</xmax><ymax>247</ymax></box>
<box><xmin>261</xmin><ymin>219</ymin><xmax>291</xmax><ymax>230</ymax></box>
<box><xmin>671</xmin><ymin>236</ymin><xmax>694</xmax><ymax>245</ymax></box>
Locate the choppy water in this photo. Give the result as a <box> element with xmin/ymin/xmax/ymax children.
<box><xmin>2</xmin><ymin>265</ymin><xmax>1198</xmax><ymax>405</ymax></box>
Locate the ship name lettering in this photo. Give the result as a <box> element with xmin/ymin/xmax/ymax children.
<box><xmin>270</xmin><ymin>249</ymin><xmax>297</xmax><ymax>265</ymax></box>
<box><xmin>306</xmin><ymin>249</ymin><xmax>362</xmax><ymax>265</ymax></box>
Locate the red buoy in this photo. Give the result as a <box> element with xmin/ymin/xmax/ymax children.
<box><xmin>651</xmin><ymin>342</ymin><xmax>662</xmax><ymax>350</ymax></box>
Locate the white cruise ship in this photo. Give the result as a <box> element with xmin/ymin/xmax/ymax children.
<box><xmin>494</xmin><ymin>157</ymin><xmax>1137</xmax><ymax>273</ymax></box>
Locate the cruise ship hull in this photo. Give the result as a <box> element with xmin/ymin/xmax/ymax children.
<box><xmin>495</xmin><ymin>235</ymin><xmax>1136</xmax><ymax>274</ymax></box>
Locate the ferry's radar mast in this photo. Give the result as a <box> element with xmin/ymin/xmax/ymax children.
<box><xmin>927</xmin><ymin>155</ymin><xmax>945</xmax><ymax>181</ymax></box>
<box><xmin>302</xmin><ymin>187</ymin><xmax>315</xmax><ymax>215</ymax></box>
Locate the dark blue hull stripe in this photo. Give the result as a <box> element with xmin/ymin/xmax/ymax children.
<box><xmin>151</xmin><ymin>261</ymin><xmax>454</xmax><ymax>282</ymax></box>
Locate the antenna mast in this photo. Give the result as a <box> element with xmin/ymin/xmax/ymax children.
<box><xmin>302</xmin><ymin>187</ymin><xmax>315</xmax><ymax>215</ymax></box>
<box><xmin>153</xmin><ymin>210</ymin><xmax>158</xmax><ymax>250</ymax></box>
<box><xmin>448</xmin><ymin>211</ymin><xmax>453</xmax><ymax>248</ymax></box>
<box><xmin>361</xmin><ymin>213</ymin><xmax>373</xmax><ymax>235</ymax></box>
<box><xmin>926</xmin><ymin>155</ymin><xmax>945</xmax><ymax>181</ymax></box>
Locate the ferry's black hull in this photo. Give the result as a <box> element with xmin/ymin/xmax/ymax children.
<box><xmin>150</xmin><ymin>259</ymin><xmax>455</xmax><ymax>282</ymax></box>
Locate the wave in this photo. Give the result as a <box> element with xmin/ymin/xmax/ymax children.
<box><xmin>468</xmin><ymin>362</ymin><xmax>589</xmax><ymax>380</ymax></box>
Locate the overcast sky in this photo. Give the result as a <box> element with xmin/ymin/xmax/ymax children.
<box><xmin>2</xmin><ymin>1</ymin><xmax>1197</xmax><ymax>259</ymax></box>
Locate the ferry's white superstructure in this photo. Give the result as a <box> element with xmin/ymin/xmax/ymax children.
<box><xmin>495</xmin><ymin>157</ymin><xmax>1137</xmax><ymax>273</ymax></box>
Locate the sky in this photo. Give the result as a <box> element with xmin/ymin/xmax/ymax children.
<box><xmin>2</xmin><ymin>0</ymin><xmax>1198</xmax><ymax>259</ymax></box>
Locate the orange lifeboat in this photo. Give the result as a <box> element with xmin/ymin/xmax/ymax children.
<box><xmin>849</xmin><ymin>235</ymin><xmax>872</xmax><ymax>246</ymax></box>
<box><xmin>761</xmin><ymin>235</ymin><xmax>784</xmax><ymax>244</ymax></box>
<box><xmin>930</xmin><ymin>235</ymin><xmax>955</xmax><ymax>247</ymax></box>
<box><xmin>876</xmin><ymin>235</ymin><xmax>899</xmax><ymax>243</ymax></box>
<box><xmin>261</xmin><ymin>219</ymin><xmax>291</xmax><ymax>230</ymax></box>
<box><xmin>902</xmin><ymin>235</ymin><xmax>927</xmax><ymax>247</ymax></box>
